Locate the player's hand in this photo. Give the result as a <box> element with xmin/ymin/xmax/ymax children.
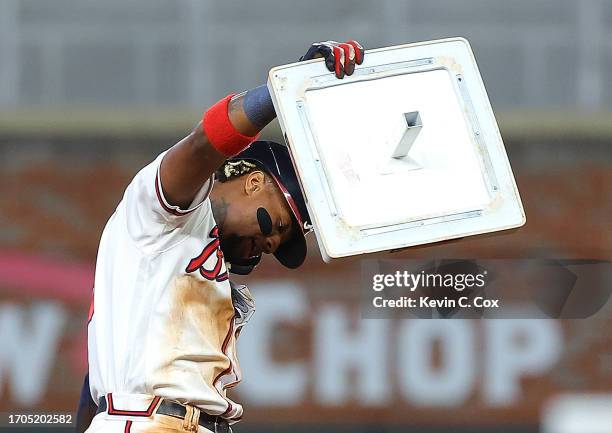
<box><xmin>299</xmin><ymin>40</ymin><xmax>365</xmax><ymax>79</ymax></box>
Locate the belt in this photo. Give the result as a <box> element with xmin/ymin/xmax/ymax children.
<box><xmin>97</xmin><ymin>395</ymin><xmax>230</xmax><ymax>433</ymax></box>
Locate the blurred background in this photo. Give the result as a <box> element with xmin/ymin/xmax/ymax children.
<box><xmin>0</xmin><ymin>0</ymin><xmax>611</xmax><ymax>432</ymax></box>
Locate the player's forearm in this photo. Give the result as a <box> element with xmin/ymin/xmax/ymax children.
<box><xmin>229</xmin><ymin>84</ymin><xmax>277</xmax><ymax>134</ymax></box>
<box><xmin>160</xmin><ymin>85</ymin><xmax>275</xmax><ymax>209</ymax></box>
<box><xmin>160</xmin><ymin>39</ymin><xmax>364</xmax><ymax>210</ymax></box>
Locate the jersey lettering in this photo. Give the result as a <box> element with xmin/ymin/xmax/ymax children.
<box><xmin>185</xmin><ymin>226</ymin><xmax>229</xmax><ymax>282</ymax></box>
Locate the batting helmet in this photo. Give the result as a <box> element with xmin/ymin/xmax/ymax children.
<box><xmin>229</xmin><ymin>140</ymin><xmax>312</xmax><ymax>269</ymax></box>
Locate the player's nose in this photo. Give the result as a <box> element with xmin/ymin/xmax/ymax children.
<box><xmin>264</xmin><ymin>234</ymin><xmax>281</xmax><ymax>254</ymax></box>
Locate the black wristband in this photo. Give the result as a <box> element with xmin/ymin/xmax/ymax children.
<box><xmin>243</xmin><ymin>84</ymin><xmax>276</xmax><ymax>128</ymax></box>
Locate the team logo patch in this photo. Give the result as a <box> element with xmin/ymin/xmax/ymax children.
<box><xmin>185</xmin><ymin>226</ymin><xmax>229</xmax><ymax>282</ymax></box>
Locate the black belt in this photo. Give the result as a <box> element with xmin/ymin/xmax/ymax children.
<box><xmin>97</xmin><ymin>396</ymin><xmax>230</xmax><ymax>433</ymax></box>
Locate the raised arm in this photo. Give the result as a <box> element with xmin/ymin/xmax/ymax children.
<box><xmin>159</xmin><ymin>40</ymin><xmax>364</xmax><ymax>210</ymax></box>
<box><xmin>159</xmin><ymin>87</ymin><xmax>271</xmax><ymax>209</ymax></box>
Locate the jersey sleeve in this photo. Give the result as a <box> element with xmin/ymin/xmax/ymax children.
<box><xmin>123</xmin><ymin>151</ymin><xmax>214</xmax><ymax>251</ymax></box>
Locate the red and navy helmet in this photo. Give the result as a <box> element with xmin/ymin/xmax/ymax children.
<box><xmin>230</xmin><ymin>140</ymin><xmax>313</xmax><ymax>269</ymax></box>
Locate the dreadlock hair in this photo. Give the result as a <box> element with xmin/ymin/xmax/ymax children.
<box><xmin>216</xmin><ymin>159</ymin><xmax>267</xmax><ymax>183</ymax></box>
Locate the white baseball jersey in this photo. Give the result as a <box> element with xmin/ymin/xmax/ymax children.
<box><xmin>87</xmin><ymin>150</ymin><xmax>254</xmax><ymax>423</ymax></box>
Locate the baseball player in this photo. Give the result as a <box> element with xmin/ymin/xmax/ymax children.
<box><xmin>75</xmin><ymin>40</ymin><xmax>365</xmax><ymax>433</ymax></box>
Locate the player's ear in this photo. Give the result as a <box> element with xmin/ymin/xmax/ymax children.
<box><xmin>244</xmin><ymin>171</ymin><xmax>266</xmax><ymax>196</ymax></box>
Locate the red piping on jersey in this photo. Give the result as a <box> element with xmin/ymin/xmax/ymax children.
<box><xmin>106</xmin><ymin>394</ymin><xmax>161</xmax><ymax>417</ymax></box>
<box><xmin>221</xmin><ymin>362</ymin><xmax>242</xmax><ymax>391</ymax></box>
<box><xmin>154</xmin><ymin>172</ymin><xmax>196</xmax><ymax>216</ymax></box>
<box><xmin>124</xmin><ymin>421</ymin><xmax>132</xmax><ymax>433</ymax></box>
<box><xmin>213</xmin><ymin>314</ymin><xmax>236</xmax><ymax>417</ymax></box>
<box><xmin>224</xmin><ymin>322</ymin><xmax>251</xmax><ymax>391</ymax></box>
<box><xmin>221</xmin><ymin>327</ymin><xmax>242</xmax><ymax>391</ymax></box>
<box><xmin>220</xmin><ymin>401</ymin><xmax>233</xmax><ymax>418</ymax></box>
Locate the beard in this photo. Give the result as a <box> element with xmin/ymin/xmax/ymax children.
<box><xmin>219</xmin><ymin>231</ymin><xmax>252</xmax><ymax>264</ymax></box>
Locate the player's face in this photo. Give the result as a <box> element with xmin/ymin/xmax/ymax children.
<box><xmin>219</xmin><ymin>172</ymin><xmax>296</xmax><ymax>263</ymax></box>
